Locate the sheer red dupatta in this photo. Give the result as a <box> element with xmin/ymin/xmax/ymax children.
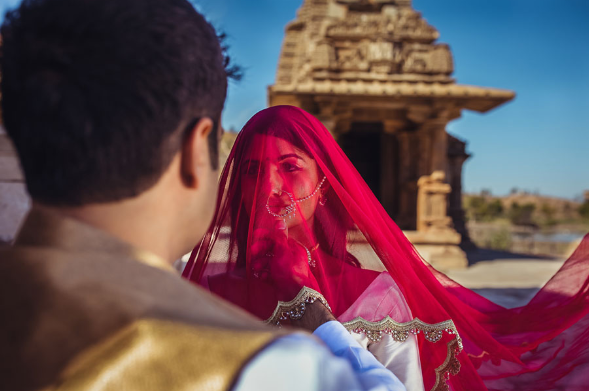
<box><xmin>183</xmin><ymin>105</ymin><xmax>589</xmax><ymax>390</ymax></box>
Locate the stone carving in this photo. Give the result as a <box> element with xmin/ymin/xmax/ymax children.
<box><xmin>311</xmin><ymin>41</ymin><xmax>337</xmax><ymax>70</ymax></box>
<box><xmin>402</xmin><ymin>44</ymin><xmax>453</xmax><ymax>74</ymax></box>
<box><xmin>336</xmin><ymin>0</ymin><xmax>398</xmax><ymax>5</ymax></box>
<box><xmin>338</xmin><ymin>46</ymin><xmax>370</xmax><ymax>71</ymax></box>
<box><xmin>325</xmin><ymin>10</ymin><xmax>437</xmax><ymax>42</ymax></box>
<box><xmin>326</xmin><ymin>14</ymin><xmax>383</xmax><ymax>38</ymax></box>
<box><xmin>368</xmin><ymin>41</ymin><xmax>394</xmax><ymax>62</ymax></box>
<box><xmin>335</xmin><ymin>0</ymin><xmax>413</xmax><ymax>10</ymax></box>
<box><xmin>309</xmin><ymin>39</ymin><xmax>452</xmax><ymax>77</ymax></box>
<box><xmin>417</xmin><ymin>171</ymin><xmax>453</xmax><ymax>233</ymax></box>
<box><xmin>392</xmin><ymin>8</ymin><xmax>438</xmax><ymax>41</ymax></box>
<box><xmin>279</xmin><ymin>1</ymin><xmax>448</xmax><ymax>84</ymax></box>
<box><xmin>367</xmin><ymin>41</ymin><xmax>395</xmax><ymax>73</ymax></box>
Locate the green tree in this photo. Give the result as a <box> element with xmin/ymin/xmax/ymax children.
<box><xmin>489</xmin><ymin>229</ymin><xmax>512</xmax><ymax>250</ymax></box>
<box><xmin>509</xmin><ymin>202</ymin><xmax>537</xmax><ymax>226</ymax></box>
<box><xmin>465</xmin><ymin>196</ymin><xmax>504</xmax><ymax>222</ymax></box>
<box><xmin>579</xmin><ymin>200</ymin><xmax>589</xmax><ymax>219</ymax></box>
<box><xmin>468</xmin><ymin>196</ymin><xmax>487</xmax><ymax>221</ymax></box>
<box><xmin>540</xmin><ymin>203</ymin><xmax>557</xmax><ymax>227</ymax></box>
<box><xmin>487</xmin><ymin>199</ymin><xmax>504</xmax><ymax>219</ymax></box>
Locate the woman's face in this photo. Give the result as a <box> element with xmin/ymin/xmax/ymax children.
<box><xmin>240</xmin><ymin>134</ymin><xmax>322</xmax><ymax>230</ymax></box>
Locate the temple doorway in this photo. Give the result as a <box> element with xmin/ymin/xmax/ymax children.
<box><xmin>338</xmin><ymin>122</ymin><xmax>401</xmax><ymax>222</ymax></box>
<box><xmin>339</xmin><ymin>122</ymin><xmax>383</xmax><ymax>203</ymax></box>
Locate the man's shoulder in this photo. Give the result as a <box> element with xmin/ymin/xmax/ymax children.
<box><xmin>0</xmin><ymin>244</ymin><xmax>265</xmax><ymax>330</ymax></box>
<box><xmin>0</xmin><ymin>244</ymin><xmax>279</xmax><ymax>390</ymax></box>
<box><xmin>53</xmin><ymin>318</ymin><xmax>281</xmax><ymax>391</ymax></box>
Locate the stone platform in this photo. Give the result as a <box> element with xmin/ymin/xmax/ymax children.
<box><xmin>446</xmin><ymin>249</ymin><xmax>565</xmax><ymax>308</ymax></box>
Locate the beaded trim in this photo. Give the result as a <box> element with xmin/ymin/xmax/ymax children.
<box><xmin>342</xmin><ymin>316</ymin><xmax>463</xmax><ymax>391</ymax></box>
<box><xmin>342</xmin><ymin>316</ymin><xmax>459</xmax><ymax>343</ymax></box>
<box><xmin>264</xmin><ymin>286</ymin><xmax>332</xmax><ymax>326</ymax></box>
<box><xmin>432</xmin><ymin>337</ymin><xmax>462</xmax><ymax>391</ymax></box>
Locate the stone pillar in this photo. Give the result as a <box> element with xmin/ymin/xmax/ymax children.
<box><xmin>396</xmin><ymin>130</ymin><xmax>415</xmax><ymax>229</ymax></box>
<box><xmin>417</xmin><ymin>128</ymin><xmax>432</xmax><ymax>178</ymax></box>
<box><xmin>419</xmin><ymin>120</ymin><xmax>448</xmax><ymax>175</ymax></box>
<box><xmin>315</xmin><ymin>100</ymin><xmax>339</xmax><ymax>136</ymax></box>
<box><xmin>380</xmin><ymin>120</ymin><xmax>403</xmax><ymax>218</ymax></box>
<box><xmin>416</xmin><ymin>171</ymin><xmax>453</xmax><ymax>233</ymax></box>
<box><xmin>380</xmin><ymin>134</ymin><xmax>395</xmax><ymax>217</ymax></box>
<box><xmin>405</xmin><ymin>170</ymin><xmax>467</xmax><ymax>270</ymax></box>
<box><xmin>431</xmin><ymin>126</ymin><xmax>448</xmax><ymax>174</ymax></box>
<box><xmin>447</xmin><ymin>143</ymin><xmax>473</xmax><ymax>248</ymax></box>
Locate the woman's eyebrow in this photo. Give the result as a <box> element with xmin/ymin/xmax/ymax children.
<box><xmin>242</xmin><ymin>159</ymin><xmax>260</xmax><ymax>166</ymax></box>
<box><xmin>241</xmin><ymin>159</ymin><xmax>260</xmax><ymax>172</ymax></box>
<box><xmin>278</xmin><ymin>153</ymin><xmax>303</xmax><ymax>161</ymax></box>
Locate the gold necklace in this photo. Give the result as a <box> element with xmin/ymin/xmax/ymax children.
<box><xmin>294</xmin><ymin>240</ymin><xmax>319</xmax><ymax>268</ymax></box>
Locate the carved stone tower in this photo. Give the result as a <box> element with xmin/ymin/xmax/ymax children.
<box><xmin>268</xmin><ymin>0</ymin><xmax>515</xmax><ymax>269</ymax></box>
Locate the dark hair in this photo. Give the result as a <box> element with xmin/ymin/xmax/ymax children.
<box><xmin>229</xmin><ymin>118</ymin><xmax>361</xmax><ymax>269</ymax></box>
<box><xmin>1</xmin><ymin>0</ymin><xmax>237</xmax><ymax>205</ymax></box>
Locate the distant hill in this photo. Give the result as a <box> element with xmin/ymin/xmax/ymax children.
<box><xmin>463</xmin><ymin>191</ymin><xmax>588</xmax><ymax>256</ymax></box>
<box><xmin>463</xmin><ymin>191</ymin><xmax>586</xmax><ymax>226</ymax></box>
<box><xmin>498</xmin><ymin>193</ymin><xmax>581</xmax><ymax>221</ymax></box>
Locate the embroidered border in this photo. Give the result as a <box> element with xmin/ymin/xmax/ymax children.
<box><xmin>432</xmin><ymin>337</ymin><xmax>462</xmax><ymax>391</ymax></box>
<box><xmin>342</xmin><ymin>316</ymin><xmax>463</xmax><ymax>391</ymax></box>
<box><xmin>264</xmin><ymin>287</ymin><xmax>332</xmax><ymax>326</ymax></box>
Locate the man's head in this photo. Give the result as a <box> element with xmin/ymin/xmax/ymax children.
<box><xmin>1</xmin><ymin>0</ymin><xmax>231</xmax><ymax>257</ymax></box>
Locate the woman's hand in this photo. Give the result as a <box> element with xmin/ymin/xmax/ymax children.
<box><xmin>250</xmin><ymin>220</ymin><xmax>318</xmax><ymax>300</ymax></box>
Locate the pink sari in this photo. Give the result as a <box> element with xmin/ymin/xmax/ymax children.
<box><xmin>183</xmin><ymin>105</ymin><xmax>589</xmax><ymax>390</ymax></box>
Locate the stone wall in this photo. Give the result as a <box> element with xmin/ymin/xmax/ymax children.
<box><xmin>0</xmin><ymin>127</ymin><xmax>30</xmax><ymax>245</ymax></box>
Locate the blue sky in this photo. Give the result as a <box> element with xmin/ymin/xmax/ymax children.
<box><xmin>1</xmin><ymin>0</ymin><xmax>587</xmax><ymax>199</ymax></box>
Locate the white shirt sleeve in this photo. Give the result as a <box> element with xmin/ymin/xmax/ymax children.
<box><xmin>233</xmin><ymin>324</ymin><xmax>406</xmax><ymax>391</ymax></box>
<box><xmin>352</xmin><ymin>332</ymin><xmax>425</xmax><ymax>391</ymax></box>
<box><xmin>313</xmin><ymin>321</ymin><xmax>407</xmax><ymax>390</ymax></box>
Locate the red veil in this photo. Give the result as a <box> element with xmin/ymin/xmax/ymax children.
<box><xmin>183</xmin><ymin>105</ymin><xmax>589</xmax><ymax>390</ymax></box>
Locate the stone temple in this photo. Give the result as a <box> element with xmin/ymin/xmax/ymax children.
<box><xmin>268</xmin><ymin>0</ymin><xmax>515</xmax><ymax>268</ymax></box>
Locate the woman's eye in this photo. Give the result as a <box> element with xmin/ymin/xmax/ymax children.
<box><xmin>244</xmin><ymin>164</ymin><xmax>261</xmax><ymax>176</ymax></box>
<box><xmin>281</xmin><ymin>162</ymin><xmax>301</xmax><ymax>172</ymax></box>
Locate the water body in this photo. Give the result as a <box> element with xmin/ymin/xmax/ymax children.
<box><xmin>512</xmin><ymin>232</ymin><xmax>586</xmax><ymax>243</ymax></box>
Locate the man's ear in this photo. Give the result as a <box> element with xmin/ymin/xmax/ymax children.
<box><xmin>181</xmin><ymin>117</ymin><xmax>214</xmax><ymax>188</ymax></box>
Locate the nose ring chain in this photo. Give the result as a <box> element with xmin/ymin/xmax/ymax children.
<box><xmin>295</xmin><ymin>176</ymin><xmax>326</xmax><ymax>203</ymax></box>
<box><xmin>265</xmin><ymin>176</ymin><xmax>326</xmax><ymax>220</ymax></box>
<box><xmin>265</xmin><ymin>192</ymin><xmax>297</xmax><ymax>219</ymax></box>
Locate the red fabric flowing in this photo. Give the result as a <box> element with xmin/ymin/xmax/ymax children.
<box><xmin>183</xmin><ymin>105</ymin><xmax>589</xmax><ymax>390</ymax></box>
